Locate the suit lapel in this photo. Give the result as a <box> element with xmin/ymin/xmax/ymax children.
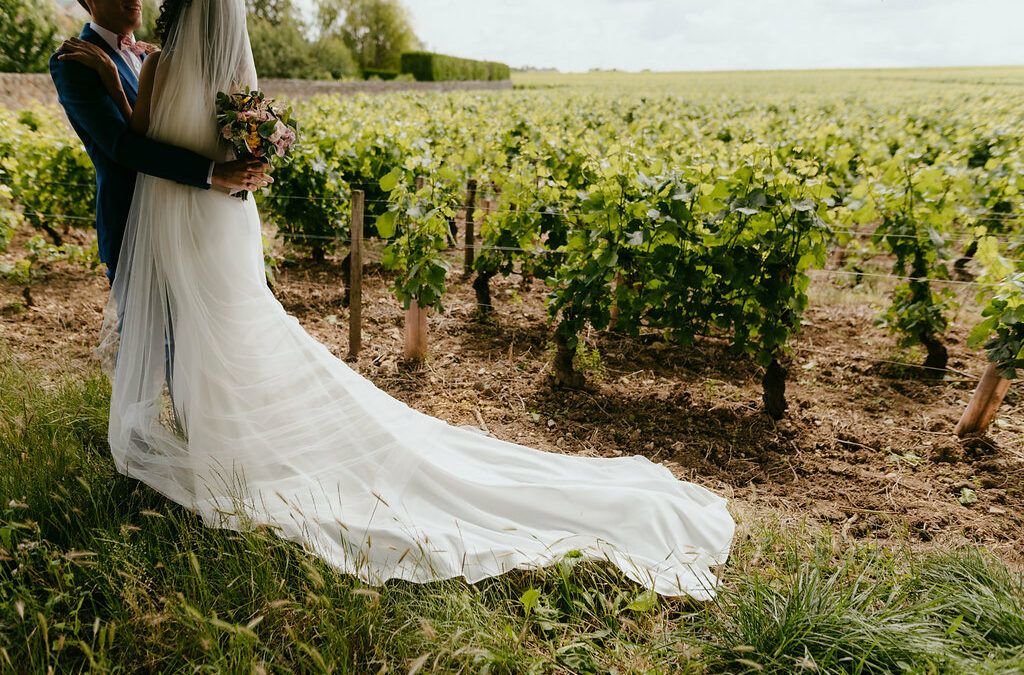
<box><xmin>79</xmin><ymin>24</ymin><xmax>139</xmax><ymax>101</ymax></box>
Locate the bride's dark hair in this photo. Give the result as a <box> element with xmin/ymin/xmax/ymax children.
<box><xmin>154</xmin><ymin>0</ymin><xmax>193</xmax><ymax>45</ymax></box>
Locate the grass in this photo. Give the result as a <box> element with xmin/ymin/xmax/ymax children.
<box><xmin>1</xmin><ymin>350</ymin><xmax>1023</xmax><ymax>673</ymax></box>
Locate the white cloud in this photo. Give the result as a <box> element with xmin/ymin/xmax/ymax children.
<box><xmin>297</xmin><ymin>0</ymin><xmax>1024</xmax><ymax>71</ymax></box>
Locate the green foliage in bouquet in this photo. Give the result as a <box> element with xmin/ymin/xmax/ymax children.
<box><xmin>216</xmin><ymin>85</ymin><xmax>299</xmax><ymax>200</ymax></box>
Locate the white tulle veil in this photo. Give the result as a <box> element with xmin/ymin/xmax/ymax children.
<box><xmin>96</xmin><ymin>0</ymin><xmax>261</xmax><ymax>514</ymax></box>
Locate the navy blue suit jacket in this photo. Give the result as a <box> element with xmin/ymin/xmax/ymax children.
<box><xmin>49</xmin><ymin>24</ymin><xmax>213</xmax><ymax>282</ymax></box>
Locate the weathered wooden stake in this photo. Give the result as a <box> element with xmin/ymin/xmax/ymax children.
<box><xmin>401</xmin><ymin>176</ymin><xmax>430</xmax><ymax>361</ymax></box>
<box><xmin>463</xmin><ymin>178</ymin><xmax>477</xmax><ymax>275</ymax></box>
<box><xmin>608</xmin><ymin>270</ymin><xmax>624</xmax><ymax>331</ymax></box>
<box><xmin>955</xmin><ymin>363</ymin><xmax>1012</xmax><ymax>436</ymax></box>
<box><xmin>404</xmin><ymin>298</ymin><xmax>429</xmax><ymax>361</ymax></box>
<box><xmin>347</xmin><ymin>189</ymin><xmax>364</xmax><ymax>359</ymax></box>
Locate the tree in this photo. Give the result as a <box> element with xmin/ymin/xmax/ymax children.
<box><xmin>248</xmin><ymin>15</ymin><xmax>318</xmax><ymax>79</ymax></box>
<box><xmin>246</xmin><ymin>0</ymin><xmax>298</xmax><ymax>24</ymax></box>
<box><xmin>0</xmin><ymin>0</ymin><xmax>59</xmax><ymax>73</ymax></box>
<box><xmin>245</xmin><ymin>0</ymin><xmax>358</xmax><ymax>80</ymax></box>
<box><xmin>313</xmin><ymin>35</ymin><xmax>359</xmax><ymax>80</ymax></box>
<box><xmin>324</xmin><ymin>0</ymin><xmax>419</xmax><ymax>72</ymax></box>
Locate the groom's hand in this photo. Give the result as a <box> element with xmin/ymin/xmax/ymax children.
<box><xmin>211</xmin><ymin>159</ymin><xmax>274</xmax><ymax>192</ymax></box>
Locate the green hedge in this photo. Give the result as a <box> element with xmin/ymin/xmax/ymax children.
<box><xmin>361</xmin><ymin>68</ymin><xmax>400</xmax><ymax>80</ymax></box>
<box><xmin>400</xmin><ymin>52</ymin><xmax>510</xmax><ymax>82</ymax></box>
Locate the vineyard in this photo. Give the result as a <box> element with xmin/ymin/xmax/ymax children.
<box><xmin>1</xmin><ymin>68</ymin><xmax>1024</xmax><ymax>671</ymax></box>
<box><xmin>3</xmin><ymin>70</ymin><xmax>1023</xmax><ymax>414</ymax></box>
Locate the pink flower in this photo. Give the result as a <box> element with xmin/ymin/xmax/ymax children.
<box><xmin>221</xmin><ymin>124</ymin><xmax>233</xmax><ymax>140</ymax></box>
<box><xmin>277</xmin><ymin>129</ymin><xmax>296</xmax><ymax>153</ymax></box>
<box><xmin>268</xmin><ymin>120</ymin><xmax>287</xmax><ymax>143</ymax></box>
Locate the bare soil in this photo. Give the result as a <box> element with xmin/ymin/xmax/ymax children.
<box><xmin>2</xmin><ymin>224</ymin><xmax>1022</xmax><ymax>563</ymax></box>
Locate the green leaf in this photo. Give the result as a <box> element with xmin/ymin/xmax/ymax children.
<box><xmin>379</xmin><ymin>168</ymin><xmax>402</xmax><ymax>193</ymax></box>
<box><xmin>598</xmin><ymin>249</ymin><xmax>618</xmax><ymax>268</ymax></box>
<box><xmin>377</xmin><ymin>212</ymin><xmax>397</xmax><ymax>239</ymax></box>
<box><xmin>520</xmin><ymin>588</ymin><xmax>541</xmax><ymax>618</ymax></box>
<box><xmin>624</xmin><ymin>590</ymin><xmax>658</xmax><ymax>612</ymax></box>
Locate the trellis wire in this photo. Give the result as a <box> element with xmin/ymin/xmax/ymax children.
<box><xmin>15</xmin><ymin>178</ymin><xmax>1024</xmax><ymax>219</ymax></box>
<box><xmin>12</xmin><ymin>211</ymin><xmax>1023</xmax><ymax>288</ymax></box>
<box><xmin>17</xmin><ymin>207</ymin><xmax>1024</xmax><ymax>247</ymax></box>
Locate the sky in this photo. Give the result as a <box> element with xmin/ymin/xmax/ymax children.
<box><xmin>296</xmin><ymin>0</ymin><xmax>1024</xmax><ymax>72</ymax></box>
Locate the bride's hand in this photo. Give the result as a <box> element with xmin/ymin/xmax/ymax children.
<box><xmin>58</xmin><ymin>38</ymin><xmax>123</xmax><ymax>94</ymax></box>
<box><xmin>212</xmin><ymin>159</ymin><xmax>274</xmax><ymax>192</ymax></box>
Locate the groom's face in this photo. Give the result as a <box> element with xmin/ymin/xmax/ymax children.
<box><xmin>83</xmin><ymin>0</ymin><xmax>143</xmax><ymax>35</ymax></box>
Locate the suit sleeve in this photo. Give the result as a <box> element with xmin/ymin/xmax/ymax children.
<box><xmin>50</xmin><ymin>54</ymin><xmax>214</xmax><ymax>190</ymax></box>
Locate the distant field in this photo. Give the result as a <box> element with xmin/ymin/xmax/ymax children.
<box><xmin>512</xmin><ymin>65</ymin><xmax>1024</xmax><ymax>93</ymax></box>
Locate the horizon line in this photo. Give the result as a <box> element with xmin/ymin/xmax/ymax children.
<box><xmin>513</xmin><ymin>63</ymin><xmax>1024</xmax><ymax>75</ymax></box>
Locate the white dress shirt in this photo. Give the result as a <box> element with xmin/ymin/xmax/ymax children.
<box><xmin>90</xmin><ymin>22</ymin><xmax>215</xmax><ymax>185</ymax></box>
<box><xmin>89</xmin><ymin>22</ymin><xmax>142</xmax><ymax>79</ymax></box>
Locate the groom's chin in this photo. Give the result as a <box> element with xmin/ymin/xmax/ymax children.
<box><xmin>122</xmin><ymin>2</ymin><xmax>143</xmax><ymax>29</ymax></box>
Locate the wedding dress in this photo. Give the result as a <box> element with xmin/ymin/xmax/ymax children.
<box><xmin>96</xmin><ymin>0</ymin><xmax>735</xmax><ymax>599</ymax></box>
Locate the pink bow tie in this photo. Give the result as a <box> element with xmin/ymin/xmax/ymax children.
<box><xmin>117</xmin><ymin>34</ymin><xmax>150</xmax><ymax>56</ymax></box>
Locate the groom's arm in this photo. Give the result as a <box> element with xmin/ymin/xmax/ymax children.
<box><xmin>50</xmin><ymin>54</ymin><xmax>213</xmax><ymax>190</ymax></box>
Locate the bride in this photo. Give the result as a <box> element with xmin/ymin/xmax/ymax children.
<box><xmin>69</xmin><ymin>0</ymin><xmax>735</xmax><ymax>599</ymax></box>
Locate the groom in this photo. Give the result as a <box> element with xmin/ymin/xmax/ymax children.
<box><xmin>49</xmin><ymin>0</ymin><xmax>272</xmax><ymax>285</ymax></box>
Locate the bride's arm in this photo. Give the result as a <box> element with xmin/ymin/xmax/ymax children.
<box><xmin>56</xmin><ymin>38</ymin><xmax>160</xmax><ymax>136</ymax></box>
<box><xmin>130</xmin><ymin>51</ymin><xmax>160</xmax><ymax>136</ymax></box>
<box><xmin>56</xmin><ymin>38</ymin><xmax>133</xmax><ymax>122</ymax></box>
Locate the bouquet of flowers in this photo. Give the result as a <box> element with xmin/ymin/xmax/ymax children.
<box><xmin>216</xmin><ymin>84</ymin><xmax>298</xmax><ymax>199</ymax></box>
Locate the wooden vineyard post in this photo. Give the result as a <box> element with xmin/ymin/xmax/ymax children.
<box><xmin>347</xmin><ymin>190</ymin><xmax>364</xmax><ymax>359</ymax></box>
<box><xmin>463</xmin><ymin>178</ymin><xmax>477</xmax><ymax>276</ymax></box>
<box><xmin>955</xmin><ymin>363</ymin><xmax>1012</xmax><ymax>436</ymax></box>
<box><xmin>404</xmin><ymin>176</ymin><xmax>429</xmax><ymax>361</ymax></box>
<box><xmin>608</xmin><ymin>270</ymin><xmax>624</xmax><ymax>331</ymax></box>
<box><xmin>404</xmin><ymin>298</ymin><xmax>429</xmax><ymax>361</ymax></box>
